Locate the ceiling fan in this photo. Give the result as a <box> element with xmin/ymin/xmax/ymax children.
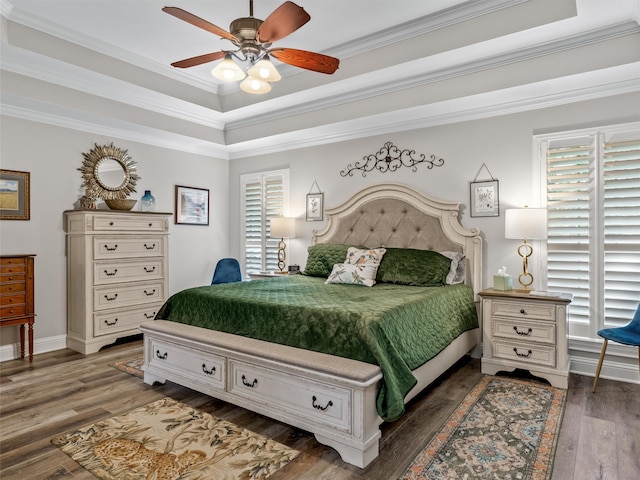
<box><xmin>163</xmin><ymin>0</ymin><xmax>340</xmax><ymax>94</ymax></box>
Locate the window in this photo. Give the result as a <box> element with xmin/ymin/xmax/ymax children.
<box><xmin>241</xmin><ymin>169</ymin><xmax>289</xmax><ymax>276</ymax></box>
<box><xmin>538</xmin><ymin>123</ymin><xmax>640</xmax><ymax>340</ymax></box>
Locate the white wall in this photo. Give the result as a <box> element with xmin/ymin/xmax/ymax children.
<box><xmin>229</xmin><ymin>92</ymin><xmax>640</xmax><ymax>291</ymax></box>
<box><xmin>0</xmin><ymin>116</ymin><xmax>229</xmax><ymax>357</ymax></box>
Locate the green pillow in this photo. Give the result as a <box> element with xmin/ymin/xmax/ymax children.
<box><xmin>302</xmin><ymin>244</ymin><xmax>359</xmax><ymax>278</ymax></box>
<box><xmin>376</xmin><ymin>248</ymin><xmax>452</xmax><ymax>286</ymax></box>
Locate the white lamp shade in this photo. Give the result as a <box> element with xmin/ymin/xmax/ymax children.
<box><xmin>211</xmin><ymin>55</ymin><xmax>246</xmax><ymax>81</ymax></box>
<box><xmin>247</xmin><ymin>56</ymin><xmax>281</xmax><ymax>82</ymax></box>
<box><xmin>505</xmin><ymin>208</ymin><xmax>547</xmax><ymax>240</ymax></box>
<box><xmin>270</xmin><ymin>217</ymin><xmax>295</xmax><ymax>239</ymax></box>
<box><xmin>240</xmin><ymin>76</ymin><xmax>272</xmax><ymax>94</ymax></box>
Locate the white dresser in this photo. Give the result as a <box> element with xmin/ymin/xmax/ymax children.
<box><xmin>479</xmin><ymin>288</ymin><xmax>572</xmax><ymax>389</ymax></box>
<box><xmin>64</xmin><ymin>210</ymin><xmax>171</xmax><ymax>354</ymax></box>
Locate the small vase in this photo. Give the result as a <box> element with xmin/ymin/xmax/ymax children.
<box><xmin>140</xmin><ymin>190</ymin><xmax>156</xmax><ymax>212</ymax></box>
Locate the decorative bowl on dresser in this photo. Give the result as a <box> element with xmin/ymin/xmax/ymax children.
<box><xmin>0</xmin><ymin>254</ymin><xmax>36</xmax><ymax>361</ymax></box>
<box><xmin>64</xmin><ymin>210</ymin><xmax>171</xmax><ymax>354</ymax></box>
<box><xmin>479</xmin><ymin>288</ymin><xmax>572</xmax><ymax>389</ymax></box>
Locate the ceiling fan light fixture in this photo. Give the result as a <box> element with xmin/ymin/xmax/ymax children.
<box><xmin>240</xmin><ymin>76</ymin><xmax>272</xmax><ymax>94</ymax></box>
<box><xmin>211</xmin><ymin>54</ymin><xmax>246</xmax><ymax>81</ymax></box>
<box><xmin>247</xmin><ymin>55</ymin><xmax>281</xmax><ymax>82</ymax></box>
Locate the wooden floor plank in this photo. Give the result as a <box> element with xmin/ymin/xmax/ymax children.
<box><xmin>1</xmin><ymin>339</ymin><xmax>639</xmax><ymax>479</ymax></box>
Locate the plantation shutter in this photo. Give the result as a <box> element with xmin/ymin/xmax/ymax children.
<box><xmin>544</xmin><ymin>125</ymin><xmax>640</xmax><ymax>337</ymax></box>
<box><xmin>241</xmin><ymin>170</ymin><xmax>289</xmax><ymax>276</ymax></box>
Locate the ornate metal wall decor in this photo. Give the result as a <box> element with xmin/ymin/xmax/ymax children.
<box><xmin>340</xmin><ymin>141</ymin><xmax>444</xmax><ymax>177</ymax></box>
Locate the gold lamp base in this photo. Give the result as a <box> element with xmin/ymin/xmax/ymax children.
<box><xmin>516</xmin><ymin>239</ymin><xmax>534</xmax><ymax>290</ymax></box>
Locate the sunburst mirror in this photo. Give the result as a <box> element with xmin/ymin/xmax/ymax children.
<box><xmin>79</xmin><ymin>143</ymin><xmax>140</xmax><ymax>201</ymax></box>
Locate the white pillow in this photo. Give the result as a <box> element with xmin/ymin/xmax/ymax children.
<box><xmin>325</xmin><ymin>263</ymin><xmax>379</xmax><ymax>287</ymax></box>
<box><xmin>439</xmin><ymin>251</ymin><xmax>466</xmax><ymax>284</ymax></box>
<box><xmin>325</xmin><ymin>247</ymin><xmax>387</xmax><ymax>287</ymax></box>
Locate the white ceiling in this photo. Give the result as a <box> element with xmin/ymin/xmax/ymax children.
<box><xmin>2</xmin><ymin>0</ymin><xmax>639</xmax><ymax>158</ymax></box>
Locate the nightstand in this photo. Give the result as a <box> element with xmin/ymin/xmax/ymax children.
<box><xmin>248</xmin><ymin>272</ymin><xmax>289</xmax><ymax>280</ymax></box>
<box><xmin>479</xmin><ymin>288</ymin><xmax>572</xmax><ymax>389</ymax></box>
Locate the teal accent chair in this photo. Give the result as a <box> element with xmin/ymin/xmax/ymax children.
<box><xmin>211</xmin><ymin>258</ymin><xmax>242</xmax><ymax>285</ymax></box>
<box><xmin>592</xmin><ymin>304</ymin><xmax>640</xmax><ymax>392</ymax></box>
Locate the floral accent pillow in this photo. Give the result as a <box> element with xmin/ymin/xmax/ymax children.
<box><xmin>325</xmin><ymin>247</ymin><xmax>386</xmax><ymax>287</ymax></box>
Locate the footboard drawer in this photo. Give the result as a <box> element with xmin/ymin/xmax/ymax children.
<box><xmin>229</xmin><ymin>359</ymin><xmax>352</xmax><ymax>433</ymax></box>
<box><xmin>149</xmin><ymin>338</ymin><xmax>225</xmax><ymax>390</ymax></box>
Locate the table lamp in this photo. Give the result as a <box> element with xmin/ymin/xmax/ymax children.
<box><xmin>270</xmin><ymin>217</ymin><xmax>295</xmax><ymax>273</ymax></box>
<box><xmin>505</xmin><ymin>207</ymin><xmax>547</xmax><ymax>290</ymax></box>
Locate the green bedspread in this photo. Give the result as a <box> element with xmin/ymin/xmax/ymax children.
<box><xmin>156</xmin><ymin>275</ymin><xmax>478</xmax><ymax>421</ymax></box>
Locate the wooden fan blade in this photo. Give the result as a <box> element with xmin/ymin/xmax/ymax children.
<box><xmin>257</xmin><ymin>2</ymin><xmax>310</xmax><ymax>43</ymax></box>
<box><xmin>163</xmin><ymin>7</ymin><xmax>239</xmax><ymax>43</ymax></box>
<box><xmin>270</xmin><ymin>48</ymin><xmax>339</xmax><ymax>74</ymax></box>
<box><xmin>171</xmin><ymin>51</ymin><xmax>227</xmax><ymax>68</ymax></box>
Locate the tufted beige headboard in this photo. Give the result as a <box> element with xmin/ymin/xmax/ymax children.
<box><xmin>312</xmin><ymin>183</ymin><xmax>483</xmax><ymax>298</ymax></box>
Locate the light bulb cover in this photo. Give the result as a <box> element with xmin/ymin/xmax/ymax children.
<box><xmin>211</xmin><ymin>55</ymin><xmax>246</xmax><ymax>81</ymax></box>
<box><xmin>240</xmin><ymin>76</ymin><xmax>272</xmax><ymax>94</ymax></box>
<box><xmin>247</xmin><ymin>56</ymin><xmax>281</xmax><ymax>82</ymax></box>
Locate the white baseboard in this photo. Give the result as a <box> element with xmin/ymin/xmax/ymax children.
<box><xmin>568</xmin><ymin>337</ymin><xmax>640</xmax><ymax>385</ymax></box>
<box><xmin>0</xmin><ymin>335</ymin><xmax>67</xmax><ymax>362</ymax></box>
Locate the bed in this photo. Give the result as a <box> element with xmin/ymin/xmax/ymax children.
<box><xmin>141</xmin><ymin>183</ymin><xmax>483</xmax><ymax>468</ymax></box>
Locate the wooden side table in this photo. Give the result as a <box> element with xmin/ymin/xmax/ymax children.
<box><xmin>0</xmin><ymin>255</ymin><xmax>36</xmax><ymax>361</ymax></box>
<box><xmin>479</xmin><ymin>288</ymin><xmax>572</xmax><ymax>389</ymax></box>
<box><xmin>248</xmin><ymin>272</ymin><xmax>289</xmax><ymax>280</ymax></box>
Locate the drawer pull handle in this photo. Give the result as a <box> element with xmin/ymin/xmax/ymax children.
<box><xmin>144</xmin><ymin>289</ymin><xmax>156</xmax><ymax>296</ymax></box>
<box><xmin>104</xmin><ymin>318</ymin><xmax>118</xmax><ymax>326</ymax></box>
<box><xmin>104</xmin><ymin>244</ymin><xmax>118</xmax><ymax>251</ymax></box>
<box><xmin>144</xmin><ymin>266</ymin><xmax>156</xmax><ymax>273</ymax></box>
<box><xmin>156</xmin><ymin>350</ymin><xmax>168</xmax><ymax>360</ymax></box>
<box><xmin>104</xmin><ymin>269</ymin><xmax>118</xmax><ymax>276</ymax></box>
<box><xmin>144</xmin><ymin>312</ymin><xmax>156</xmax><ymax>319</ymax></box>
<box><xmin>148</xmin><ymin>223</ymin><xmax>153</xmax><ymax>227</ymax></box>
<box><xmin>104</xmin><ymin>293</ymin><xmax>118</xmax><ymax>301</ymax></box>
<box><xmin>513</xmin><ymin>347</ymin><xmax>532</xmax><ymax>358</ymax></box>
<box><xmin>241</xmin><ymin>375</ymin><xmax>258</xmax><ymax>388</ymax></box>
<box><xmin>109</xmin><ymin>221</ymin><xmax>114</xmax><ymax>226</ymax></box>
<box><xmin>202</xmin><ymin>364</ymin><xmax>216</xmax><ymax>375</ymax></box>
<box><xmin>312</xmin><ymin>396</ymin><xmax>333</xmax><ymax>411</ymax></box>
<box><xmin>513</xmin><ymin>326</ymin><xmax>532</xmax><ymax>336</ymax></box>
<box><xmin>144</xmin><ymin>243</ymin><xmax>156</xmax><ymax>250</ymax></box>
<box><xmin>520</xmin><ymin>309</ymin><xmax>526</xmax><ymax>314</ymax></box>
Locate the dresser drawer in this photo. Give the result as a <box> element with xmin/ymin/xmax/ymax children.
<box><xmin>229</xmin><ymin>360</ymin><xmax>352</xmax><ymax>433</ymax></box>
<box><xmin>94</xmin><ymin>303</ymin><xmax>163</xmax><ymax>336</ymax></box>
<box><xmin>0</xmin><ymin>292</ymin><xmax>26</xmax><ymax>307</ymax></box>
<box><xmin>0</xmin><ymin>282</ymin><xmax>26</xmax><ymax>294</ymax></box>
<box><xmin>92</xmin><ymin>214</ymin><xmax>167</xmax><ymax>232</ymax></box>
<box><xmin>493</xmin><ymin>340</ymin><xmax>556</xmax><ymax>367</ymax></box>
<box><xmin>1</xmin><ymin>304</ymin><xmax>27</xmax><ymax>318</ymax></box>
<box><xmin>94</xmin><ymin>281</ymin><xmax>164</xmax><ymax>311</ymax></box>
<box><xmin>94</xmin><ymin>236</ymin><xmax>165</xmax><ymax>260</ymax></box>
<box><xmin>493</xmin><ymin>318</ymin><xmax>556</xmax><ymax>345</ymax></box>
<box><xmin>492</xmin><ymin>301</ymin><xmax>556</xmax><ymax>322</ymax></box>
<box><xmin>0</xmin><ymin>264</ymin><xmax>26</xmax><ymax>275</ymax></box>
<box><xmin>149</xmin><ymin>339</ymin><xmax>225</xmax><ymax>390</ymax></box>
<box><xmin>94</xmin><ymin>259</ymin><xmax>164</xmax><ymax>285</ymax></box>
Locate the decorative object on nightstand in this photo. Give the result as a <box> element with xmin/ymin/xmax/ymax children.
<box><xmin>479</xmin><ymin>288</ymin><xmax>572</xmax><ymax>389</ymax></box>
<box><xmin>0</xmin><ymin>255</ymin><xmax>36</xmax><ymax>361</ymax></box>
<box><xmin>505</xmin><ymin>207</ymin><xmax>547</xmax><ymax>290</ymax></box>
<box><xmin>493</xmin><ymin>266</ymin><xmax>513</xmax><ymax>291</ymax></box>
<box><xmin>140</xmin><ymin>190</ymin><xmax>156</xmax><ymax>212</ymax></box>
<box><xmin>270</xmin><ymin>217</ymin><xmax>295</xmax><ymax>273</ymax></box>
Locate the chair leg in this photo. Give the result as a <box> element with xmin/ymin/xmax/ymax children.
<box><xmin>592</xmin><ymin>339</ymin><xmax>608</xmax><ymax>393</ymax></box>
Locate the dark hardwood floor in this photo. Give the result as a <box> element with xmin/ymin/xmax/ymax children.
<box><xmin>1</xmin><ymin>339</ymin><xmax>638</xmax><ymax>480</ymax></box>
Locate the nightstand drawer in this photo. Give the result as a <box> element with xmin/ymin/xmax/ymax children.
<box><xmin>493</xmin><ymin>318</ymin><xmax>556</xmax><ymax>344</ymax></box>
<box><xmin>492</xmin><ymin>301</ymin><xmax>556</xmax><ymax>321</ymax></box>
<box><xmin>493</xmin><ymin>340</ymin><xmax>556</xmax><ymax>367</ymax></box>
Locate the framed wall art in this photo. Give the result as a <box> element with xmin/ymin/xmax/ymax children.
<box><xmin>0</xmin><ymin>169</ymin><xmax>30</xmax><ymax>220</ymax></box>
<box><xmin>470</xmin><ymin>179</ymin><xmax>499</xmax><ymax>217</ymax></box>
<box><xmin>175</xmin><ymin>185</ymin><xmax>209</xmax><ymax>225</ymax></box>
<box><xmin>306</xmin><ymin>193</ymin><xmax>324</xmax><ymax>221</ymax></box>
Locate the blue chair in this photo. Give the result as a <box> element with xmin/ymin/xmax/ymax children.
<box><xmin>211</xmin><ymin>258</ymin><xmax>242</xmax><ymax>285</ymax></box>
<box><xmin>592</xmin><ymin>304</ymin><xmax>640</xmax><ymax>392</ymax></box>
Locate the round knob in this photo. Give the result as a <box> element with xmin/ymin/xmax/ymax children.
<box><xmin>520</xmin><ymin>309</ymin><xmax>526</xmax><ymax>314</ymax></box>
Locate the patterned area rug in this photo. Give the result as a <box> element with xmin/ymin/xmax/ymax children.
<box><xmin>52</xmin><ymin>397</ymin><xmax>299</xmax><ymax>480</ymax></box>
<box><xmin>401</xmin><ymin>375</ymin><xmax>566</xmax><ymax>480</ymax></box>
<box><xmin>109</xmin><ymin>356</ymin><xmax>144</xmax><ymax>378</ymax></box>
